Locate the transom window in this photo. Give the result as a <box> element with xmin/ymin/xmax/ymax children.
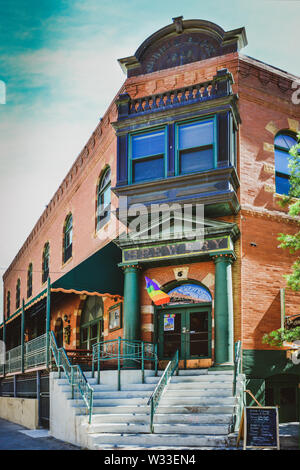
<box><xmin>129</xmin><ymin>128</ymin><xmax>166</xmax><ymax>183</ymax></box>
<box><xmin>275</xmin><ymin>132</ymin><xmax>298</xmax><ymax>195</ymax></box>
<box><xmin>42</xmin><ymin>242</ymin><xmax>50</xmax><ymax>284</ymax></box>
<box><xmin>27</xmin><ymin>263</ymin><xmax>33</xmax><ymax>298</ymax></box>
<box><xmin>63</xmin><ymin>214</ymin><xmax>73</xmax><ymax>263</ymax></box>
<box><xmin>176</xmin><ymin>118</ymin><xmax>216</xmax><ymax>175</ymax></box>
<box><xmin>97</xmin><ymin>167</ymin><xmax>111</xmax><ymax>230</ymax></box>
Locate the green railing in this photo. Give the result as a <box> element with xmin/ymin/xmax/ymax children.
<box><xmin>5</xmin><ymin>344</ymin><xmax>22</xmax><ymax>374</ymax></box>
<box><xmin>233</xmin><ymin>340</ymin><xmax>242</xmax><ymax>396</ymax></box>
<box><xmin>50</xmin><ymin>331</ymin><xmax>94</xmax><ymax>423</ymax></box>
<box><xmin>25</xmin><ymin>333</ymin><xmax>48</xmax><ymax>370</ymax></box>
<box><xmin>92</xmin><ymin>337</ymin><xmax>158</xmax><ymax>390</ymax></box>
<box><xmin>232</xmin><ymin>340</ymin><xmax>246</xmax><ymax>433</ymax></box>
<box><xmin>147</xmin><ymin>350</ymin><xmax>179</xmax><ymax>433</ymax></box>
<box><xmin>0</xmin><ymin>334</ymin><xmax>49</xmax><ymax>376</ymax></box>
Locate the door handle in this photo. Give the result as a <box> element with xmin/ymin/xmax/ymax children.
<box><xmin>182</xmin><ymin>328</ymin><xmax>190</xmax><ymax>333</ymax></box>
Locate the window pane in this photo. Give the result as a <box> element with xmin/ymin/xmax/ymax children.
<box><xmin>276</xmin><ymin>174</ymin><xmax>290</xmax><ymax>195</ymax></box>
<box><xmin>133</xmin><ymin>156</ymin><xmax>164</xmax><ymax>183</ymax></box>
<box><xmin>275</xmin><ymin>133</ymin><xmax>297</xmax><ymax>150</ymax></box>
<box><xmin>179</xmin><ymin>120</ymin><xmax>214</xmax><ymax>150</ymax></box>
<box><xmin>90</xmin><ymin>323</ymin><xmax>98</xmax><ymax>340</ymax></box>
<box><xmin>180</xmin><ymin>147</ymin><xmax>214</xmax><ymax>174</ymax></box>
<box><xmin>275</xmin><ymin>149</ymin><xmax>291</xmax><ymax>175</ymax></box>
<box><xmin>132</xmin><ymin>130</ymin><xmax>165</xmax><ymax>159</ymax></box>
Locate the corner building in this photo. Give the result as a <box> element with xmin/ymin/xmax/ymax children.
<box><xmin>0</xmin><ymin>18</ymin><xmax>300</xmax><ymax>447</ymax></box>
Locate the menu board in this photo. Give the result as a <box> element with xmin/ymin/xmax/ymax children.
<box><xmin>244</xmin><ymin>407</ymin><xmax>279</xmax><ymax>449</ymax></box>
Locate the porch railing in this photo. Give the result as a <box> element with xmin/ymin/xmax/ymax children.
<box><xmin>233</xmin><ymin>340</ymin><xmax>242</xmax><ymax>396</ymax></box>
<box><xmin>50</xmin><ymin>331</ymin><xmax>94</xmax><ymax>423</ymax></box>
<box><xmin>147</xmin><ymin>350</ymin><xmax>179</xmax><ymax>433</ymax></box>
<box><xmin>0</xmin><ymin>334</ymin><xmax>48</xmax><ymax>376</ymax></box>
<box><xmin>92</xmin><ymin>337</ymin><xmax>158</xmax><ymax>390</ymax></box>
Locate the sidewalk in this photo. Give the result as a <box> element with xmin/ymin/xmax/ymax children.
<box><xmin>0</xmin><ymin>418</ymin><xmax>80</xmax><ymax>450</ymax></box>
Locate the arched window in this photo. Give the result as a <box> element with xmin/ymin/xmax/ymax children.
<box><xmin>42</xmin><ymin>242</ymin><xmax>50</xmax><ymax>283</ymax></box>
<box><xmin>275</xmin><ymin>132</ymin><xmax>298</xmax><ymax>195</ymax></box>
<box><xmin>63</xmin><ymin>214</ymin><xmax>73</xmax><ymax>263</ymax></box>
<box><xmin>96</xmin><ymin>167</ymin><xmax>111</xmax><ymax>230</ymax></box>
<box><xmin>27</xmin><ymin>263</ymin><xmax>33</xmax><ymax>298</ymax></box>
<box><xmin>6</xmin><ymin>291</ymin><xmax>10</xmax><ymax>317</ymax></box>
<box><xmin>16</xmin><ymin>279</ymin><xmax>21</xmax><ymax>309</ymax></box>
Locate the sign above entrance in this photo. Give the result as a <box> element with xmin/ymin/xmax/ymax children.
<box><xmin>122</xmin><ymin>236</ymin><xmax>230</xmax><ymax>263</ymax></box>
<box><xmin>167</xmin><ymin>284</ymin><xmax>212</xmax><ymax>305</ymax></box>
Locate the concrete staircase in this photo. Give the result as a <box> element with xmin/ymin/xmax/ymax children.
<box><xmin>69</xmin><ymin>369</ymin><xmax>238</xmax><ymax>450</ymax></box>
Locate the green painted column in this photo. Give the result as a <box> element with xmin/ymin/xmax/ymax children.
<box><xmin>213</xmin><ymin>254</ymin><xmax>235</xmax><ymax>366</ymax></box>
<box><xmin>21</xmin><ymin>299</ymin><xmax>25</xmax><ymax>373</ymax></box>
<box><xmin>3</xmin><ymin>315</ymin><xmax>6</xmax><ymax>376</ymax></box>
<box><xmin>45</xmin><ymin>277</ymin><xmax>51</xmax><ymax>369</ymax></box>
<box><xmin>123</xmin><ymin>264</ymin><xmax>141</xmax><ymax>342</ymax></box>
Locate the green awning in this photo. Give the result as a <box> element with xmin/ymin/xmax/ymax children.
<box><xmin>52</xmin><ymin>242</ymin><xmax>123</xmax><ymax>296</ymax></box>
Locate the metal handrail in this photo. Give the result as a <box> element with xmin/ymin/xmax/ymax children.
<box><xmin>233</xmin><ymin>340</ymin><xmax>242</xmax><ymax>396</ymax></box>
<box><xmin>147</xmin><ymin>350</ymin><xmax>179</xmax><ymax>433</ymax></box>
<box><xmin>92</xmin><ymin>337</ymin><xmax>158</xmax><ymax>389</ymax></box>
<box><xmin>50</xmin><ymin>331</ymin><xmax>94</xmax><ymax>423</ymax></box>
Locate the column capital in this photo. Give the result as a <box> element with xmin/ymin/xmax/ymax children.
<box><xmin>211</xmin><ymin>252</ymin><xmax>236</xmax><ymax>264</ymax></box>
<box><xmin>118</xmin><ymin>262</ymin><xmax>142</xmax><ymax>271</ymax></box>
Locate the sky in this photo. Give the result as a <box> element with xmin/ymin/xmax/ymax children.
<box><xmin>0</xmin><ymin>0</ymin><xmax>299</xmax><ymax>322</ymax></box>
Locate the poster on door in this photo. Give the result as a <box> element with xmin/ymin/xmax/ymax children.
<box><xmin>164</xmin><ymin>314</ymin><xmax>175</xmax><ymax>331</ymax></box>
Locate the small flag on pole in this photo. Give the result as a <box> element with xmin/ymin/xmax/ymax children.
<box><xmin>145</xmin><ymin>276</ymin><xmax>170</xmax><ymax>306</ymax></box>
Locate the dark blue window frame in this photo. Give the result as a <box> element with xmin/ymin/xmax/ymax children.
<box><xmin>175</xmin><ymin>116</ymin><xmax>217</xmax><ymax>176</ymax></box>
<box><xmin>128</xmin><ymin>127</ymin><xmax>167</xmax><ymax>184</ymax></box>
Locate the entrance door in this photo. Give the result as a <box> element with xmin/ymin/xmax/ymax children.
<box><xmin>158</xmin><ymin>307</ymin><xmax>211</xmax><ymax>362</ymax></box>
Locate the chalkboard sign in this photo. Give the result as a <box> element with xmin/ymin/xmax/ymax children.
<box><xmin>243</xmin><ymin>407</ymin><xmax>279</xmax><ymax>449</ymax></box>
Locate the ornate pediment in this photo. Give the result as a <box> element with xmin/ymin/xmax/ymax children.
<box><xmin>119</xmin><ymin>18</ymin><xmax>247</xmax><ymax>77</ymax></box>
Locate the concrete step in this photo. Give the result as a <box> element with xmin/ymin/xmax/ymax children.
<box><xmin>85</xmin><ymin>422</ymin><xmax>229</xmax><ymax>435</ymax></box>
<box><xmin>71</xmin><ymin>397</ymin><xmax>150</xmax><ymax>407</ymax></box>
<box><xmin>88</xmin><ymin>432</ymin><xmax>231</xmax><ymax>448</ymax></box>
<box><xmin>168</xmin><ymin>381</ymin><xmax>233</xmax><ymax>390</ymax></box>
<box><xmin>165</xmin><ymin>389</ymin><xmax>233</xmax><ymax>397</ymax></box>
<box><xmin>145</xmin><ymin>375</ymin><xmax>233</xmax><ymax>384</ymax></box>
<box><xmin>75</xmin><ymin>404</ymin><xmax>236</xmax><ymax>416</ymax></box>
<box><xmin>66</xmin><ymin>390</ymin><xmax>152</xmax><ymax>399</ymax></box>
<box><xmin>82</xmin><ymin>412</ymin><xmax>232</xmax><ymax>425</ymax></box>
<box><xmin>159</xmin><ymin>396</ymin><xmax>235</xmax><ymax>406</ymax></box>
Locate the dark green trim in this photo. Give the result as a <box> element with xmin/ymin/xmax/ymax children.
<box><xmin>45</xmin><ymin>277</ymin><xmax>51</xmax><ymax>368</ymax></box>
<box><xmin>243</xmin><ymin>349</ymin><xmax>300</xmax><ymax>378</ymax></box>
<box><xmin>21</xmin><ymin>299</ymin><xmax>25</xmax><ymax>373</ymax></box>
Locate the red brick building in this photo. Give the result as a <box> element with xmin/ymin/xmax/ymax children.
<box><xmin>0</xmin><ymin>18</ymin><xmax>299</xmax><ymax>433</ymax></box>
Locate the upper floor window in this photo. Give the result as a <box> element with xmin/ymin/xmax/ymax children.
<box><xmin>27</xmin><ymin>263</ymin><xmax>33</xmax><ymax>298</ymax></box>
<box><xmin>6</xmin><ymin>291</ymin><xmax>10</xmax><ymax>317</ymax></box>
<box><xmin>16</xmin><ymin>278</ymin><xmax>20</xmax><ymax>309</ymax></box>
<box><xmin>42</xmin><ymin>242</ymin><xmax>50</xmax><ymax>284</ymax></box>
<box><xmin>97</xmin><ymin>167</ymin><xmax>111</xmax><ymax>230</ymax></box>
<box><xmin>63</xmin><ymin>214</ymin><xmax>73</xmax><ymax>263</ymax></box>
<box><xmin>176</xmin><ymin>118</ymin><xmax>216</xmax><ymax>175</ymax></box>
<box><xmin>129</xmin><ymin>128</ymin><xmax>166</xmax><ymax>183</ymax></box>
<box><xmin>275</xmin><ymin>132</ymin><xmax>298</xmax><ymax>195</ymax></box>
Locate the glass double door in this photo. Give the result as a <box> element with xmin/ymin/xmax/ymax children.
<box><xmin>158</xmin><ymin>307</ymin><xmax>211</xmax><ymax>361</ymax></box>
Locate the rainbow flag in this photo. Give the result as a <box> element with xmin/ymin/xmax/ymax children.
<box><xmin>145</xmin><ymin>276</ymin><xmax>170</xmax><ymax>305</ymax></box>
